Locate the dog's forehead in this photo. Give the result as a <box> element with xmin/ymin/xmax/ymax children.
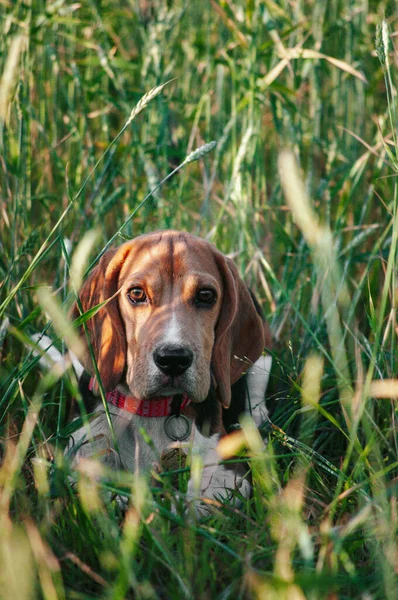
<box><xmin>118</xmin><ymin>231</ymin><xmax>221</xmax><ymax>281</ymax></box>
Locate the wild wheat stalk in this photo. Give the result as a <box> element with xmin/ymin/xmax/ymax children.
<box><xmin>278</xmin><ymin>150</ymin><xmax>353</xmax><ymax>413</ymax></box>
<box><xmin>0</xmin><ymin>81</ymin><xmax>174</xmax><ymax>318</ymax></box>
<box><xmin>74</xmin><ymin>79</ymin><xmax>176</xmax><ymax>204</ymax></box>
<box><xmin>91</xmin><ymin>140</ymin><xmax>217</xmax><ymax>266</ymax></box>
<box><xmin>0</xmin><ymin>34</ymin><xmax>26</xmax><ymax>123</ymax></box>
<box><xmin>183</xmin><ymin>140</ymin><xmax>217</xmax><ymax>164</ymax></box>
<box><xmin>126</xmin><ymin>80</ymin><xmax>174</xmax><ymax>125</ymax></box>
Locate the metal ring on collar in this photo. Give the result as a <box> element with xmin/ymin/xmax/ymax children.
<box><xmin>164</xmin><ymin>414</ymin><xmax>191</xmax><ymax>441</ymax></box>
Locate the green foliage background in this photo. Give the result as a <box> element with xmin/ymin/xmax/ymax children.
<box><xmin>0</xmin><ymin>1</ymin><xmax>397</xmax><ymax>599</ymax></box>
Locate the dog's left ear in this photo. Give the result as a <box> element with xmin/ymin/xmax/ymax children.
<box><xmin>212</xmin><ymin>253</ymin><xmax>268</xmax><ymax>409</ymax></box>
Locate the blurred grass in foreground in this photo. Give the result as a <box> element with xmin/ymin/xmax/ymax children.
<box><xmin>0</xmin><ymin>1</ymin><xmax>398</xmax><ymax>598</ymax></box>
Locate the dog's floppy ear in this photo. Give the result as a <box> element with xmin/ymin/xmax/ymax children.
<box><xmin>71</xmin><ymin>245</ymin><xmax>131</xmax><ymax>391</ymax></box>
<box><xmin>212</xmin><ymin>253</ymin><xmax>267</xmax><ymax>409</ymax></box>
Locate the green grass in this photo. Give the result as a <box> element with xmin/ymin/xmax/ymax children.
<box><xmin>1</xmin><ymin>0</ymin><xmax>398</xmax><ymax>598</ymax></box>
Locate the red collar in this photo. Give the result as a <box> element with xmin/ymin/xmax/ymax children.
<box><xmin>88</xmin><ymin>378</ymin><xmax>191</xmax><ymax>417</ymax></box>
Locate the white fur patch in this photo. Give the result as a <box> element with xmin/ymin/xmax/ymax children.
<box><xmin>31</xmin><ymin>334</ymin><xmax>84</xmax><ymax>379</ymax></box>
<box><xmin>186</xmin><ymin>433</ymin><xmax>251</xmax><ymax>516</ymax></box>
<box><xmin>161</xmin><ymin>312</ymin><xmax>182</xmax><ymax>345</ymax></box>
<box><xmin>31</xmin><ymin>334</ymin><xmax>65</xmax><ymax>369</ymax></box>
<box><xmin>245</xmin><ymin>354</ymin><xmax>272</xmax><ymax>427</ymax></box>
<box><xmin>68</xmin><ymin>407</ymin><xmax>211</xmax><ymax>472</ymax></box>
<box><xmin>67</xmin><ymin>404</ymin><xmax>250</xmax><ymax>515</ymax></box>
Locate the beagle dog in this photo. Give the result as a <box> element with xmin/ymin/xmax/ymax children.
<box><xmin>68</xmin><ymin>230</ymin><xmax>272</xmax><ymax>511</ymax></box>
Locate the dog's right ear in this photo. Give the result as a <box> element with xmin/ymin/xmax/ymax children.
<box><xmin>70</xmin><ymin>247</ymin><xmax>126</xmax><ymax>392</ymax></box>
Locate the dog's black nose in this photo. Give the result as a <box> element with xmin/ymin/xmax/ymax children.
<box><xmin>153</xmin><ymin>345</ymin><xmax>193</xmax><ymax>376</ymax></box>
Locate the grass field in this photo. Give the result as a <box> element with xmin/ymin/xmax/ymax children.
<box><xmin>1</xmin><ymin>0</ymin><xmax>398</xmax><ymax>598</ymax></box>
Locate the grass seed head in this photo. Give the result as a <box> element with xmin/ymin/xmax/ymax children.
<box><xmin>0</xmin><ymin>34</ymin><xmax>26</xmax><ymax>122</ymax></box>
<box><xmin>184</xmin><ymin>140</ymin><xmax>217</xmax><ymax>164</ymax></box>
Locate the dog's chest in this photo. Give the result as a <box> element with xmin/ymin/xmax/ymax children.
<box><xmin>116</xmin><ymin>413</ymin><xmax>196</xmax><ymax>471</ymax></box>
<box><xmin>69</xmin><ymin>405</ymin><xmax>215</xmax><ymax>474</ymax></box>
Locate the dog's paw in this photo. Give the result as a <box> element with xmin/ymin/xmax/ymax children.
<box><xmin>186</xmin><ymin>464</ymin><xmax>251</xmax><ymax>517</ymax></box>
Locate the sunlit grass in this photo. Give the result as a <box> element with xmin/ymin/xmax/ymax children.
<box><xmin>0</xmin><ymin>1</ymin><xmax>397</xmax><ymax>598</ymax></box>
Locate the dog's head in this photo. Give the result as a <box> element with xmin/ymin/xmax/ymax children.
<box><xmin>71</xmin><ymin>230</ymin><xmax>267</xmax><ymax>409</ymax></box>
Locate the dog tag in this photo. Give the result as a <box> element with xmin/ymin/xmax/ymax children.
<box><xmin>164</xmin><ymin>414</ymin><xmax>191</xmax><ymax>441</ymax></box>
<box><xmin>160</xmin><ymin>448</ymin><xmax>187</xmax><ymax>471</ymax></box>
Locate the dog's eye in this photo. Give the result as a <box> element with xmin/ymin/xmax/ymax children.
<box><xmin>195</xmin><ymin>289</ymin><xmax>216</xmax><ymax>306</ymax></box>
<box><xmin>127</xmin><ymin>287</ymin><xmax>147</xmax><ymax>304</ymax></box>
